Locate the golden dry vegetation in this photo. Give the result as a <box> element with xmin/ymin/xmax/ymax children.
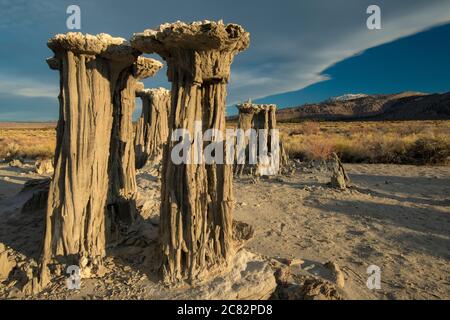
<box><xmin>281</xmin><ymin>120</ymin><xmax>450</xmax><ymax>165</ymax></box>
<box><xmin>0</xmin><ymin>123</ymin><xmax>56</xmax><ymax>159</ymax></box>
<box><xmin>1</xmin><ymin>121</ymin><xmax>450</xmax><ymax>165</ymax></box>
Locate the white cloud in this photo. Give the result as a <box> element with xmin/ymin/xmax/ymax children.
<box><xmin>2</xmin><ymin>0</ymin><xmax>450</xmax><ymax>112</ymax></box>
<box><xmin>0</xmin><ymin>74</ymin><xmax>58</xmax><ymax>98</ymax></box>
<box><xmin>226</xmin><ymin>0</ymin><xmax>450</xmax><ymax>104</ymax></box>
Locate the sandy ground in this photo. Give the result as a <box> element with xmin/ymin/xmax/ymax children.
<box><xmin>0</xmin><ymin>162</ymin><xmax>449</xmax><ymax>299</ymax></box>
<box><xmin>234</xmin><ymin>163</ymin><xmax>450</xmax><ymax>299</ymax></box>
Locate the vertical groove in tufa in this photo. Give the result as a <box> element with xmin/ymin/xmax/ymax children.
<box><xmin>131</xmin><ymin>21</ymin><xmax>250</xmax><ymax>285</ymax></box>
<box><xmin>134</xmin><ymin>87</ymin><xmax>171</xmax><ymax>169</ymax></box>
<box><xmin>37</xmin><ymin>33</ymin><xmax>162</xmax><ymax>292</ymax></box>
<box><xmin>235</xmin><ymin>102</ymin><xmax>288</xmax><ymax>176</ymax></box>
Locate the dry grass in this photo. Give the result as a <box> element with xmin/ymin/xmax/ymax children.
<box><xmin>281</xmin><ymin>120</ymin><xmax>450</xmax><ymax>165</ymax></box>
<box><xmin>0</xmin><ymin>128</ymin><xmax>56</xmax><ymax>159</ymax></box>
<box><xmin>2</xmin><ymin>121</ymin><xmax>450</xmax><ymax>165</ymax></box>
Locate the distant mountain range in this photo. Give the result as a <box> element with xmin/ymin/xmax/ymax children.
<box><xmin>325</xmin><ymin>93</ymin><xmax>369</xmax><ymax>102</ymax></box>
<box><xmin>274</xmin><ymin>91</ymin><xmax>450</xmax><ymax>122</ymax></box>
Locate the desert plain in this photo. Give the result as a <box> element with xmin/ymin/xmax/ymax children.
<box><xmin>0</xmin><ymin>120</ymin><xmax>448</xmax><ymax>300</ymax></box>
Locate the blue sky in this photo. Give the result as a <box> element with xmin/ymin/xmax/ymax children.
<box><xmin>256</xmin><ymin>22</ymin><xmax>450</xmax><ymax>108</ymax></box>
<box><xmin>0</xmin><ymin>0</ymin><xmax>450</xmax><ymax>120</ymax></box>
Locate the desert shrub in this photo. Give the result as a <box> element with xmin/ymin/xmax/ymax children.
<box><xmin>282</xmin><ymin>134</ymin><xmax>305</xmax><ymax>159</ymax></box>
<box><xmin>333</xmin><ymin>139</ymin><xmax>368</xmax><ymax>163</ymax></box>
<box><xmin>303</xmin><ymin>136</ymin><xmax>334</xmax><ymax>160</ymax></box>
<box><xmin>406</xmin><ymin>137</ymin><xmax>450</xmax><ymax>165</ymax></box>
<box><xmin>0</xmin><ymin>128</ymin><xmax>56</xmax><ymax>159</ymax></box>
<box><xmin>288</xmin><ymin>129</ymin><xmax>303</xmax><ymax>136</ymax></box>
<box><xmin>369</xmin><ymin>139</ymin><xmax>409</xmax><ymax>164</ymax></box>
<box><xmin>4</xmin><ymin>142</ymin><xmax>20</xmax><ymax>157</ymax></box>
<box><xmin>397</xmin><ymin>125</ymin><xmax>423</xmax><ymax>136</ymax></box>
<box><xmin>302</xmin><ymin>121</ymin><xmax>320</xmax><ymax>135</ymax></box>
<box><xmin>279</xmin><ymin>121</ymin><xmax>450</xmax><ymax>165</ymax></box>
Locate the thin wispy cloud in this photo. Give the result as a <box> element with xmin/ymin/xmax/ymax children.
<box><xmin>227</xmin><ymin>0</ymin><xmax>450</xmax><ymax>104</ymax></box>
<box><xmin>0</xmin><ymin>74</ymin><xmax>58</xmax><ymax>98</ymax></box>
<box><xmin>0</xmin><ymin>0</ymin><xmax>450</xmax><ymax>120</ymax></box>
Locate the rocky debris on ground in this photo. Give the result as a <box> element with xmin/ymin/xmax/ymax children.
<box><xmin>20</xmin><ymin>178</ymin><xmax>50</xmax><ymax>213</ymax></box>
<box><xmin>324</xmin><ymin>261</ymin><xmax>346</xmax><ymax>289</ymax></box>
<box><xmin>289</xmin><ymin>258</ymin><xmax>304</xmax><ymax>266</ymax></box>
<box><xmin>270</xmin><ymin>255</ymin><xmax>346</xmax><ymax>300</ymax></box>
<box><xmin>135</xmin><ymin>166</ymin><xmax>161</xmax><ymax>221</ymax></box>
<box><xmin>168</xmin><ymin>250</ymin><xmax>277</xmax><ymax>300</ymax></box>
<box><xmin>274</xmin><ymin>264</ymin><xmax>293</xmax><ymax>286</ymax></box>
<box><xmin>298</xmin><ymin>159</ymin><xmax>330</xmax><ymax>173</ymax></box>
<box><xmin>232</xmin><ymin>220</ymin><xmax>254</xmax><ymax>249</ymax></box>
<box><xmin>8</xmin><ymin>159</ymin><xmax>24</xmax><ymax>168</ymax></box>
<box><xmin>0</xmin><ymin>245</ymin><xmax>16</xmax><ymax>281</ymax></box>
<box><xmin>271</xmin><ymin>261</ymin><xmax>344</xmax><ymax>300</ymax></box>
<box><xmin>0</xmin><ymin>242</ymin><xmax>40</xmax><ymax>298</ymax></box>
<box><xmin>136</xmin><ymin>191</ymin><xmax>159</xmax><ymax>221</ymax></box>
<box><xmin>1</xmin><ymin>245</ymin><xmax>276</xmax><ymax>300</ymax></box>
<box><xmin>299</xmin><ymin>277</ymin><xmax>344</xmax><ymax>300</ymax></box>
<box><xmin>328</xmin><ymin>153</ymin><xmax>350</xmax><ymax>190</ymax></box>
<box><xmin>279</xmin><ymin>159</ymin><xmax>297</xmax><ymax>176</ymax></box>
<box><xmin>35</xmin><ymin>159</ymin><xmax>54</xmax><ymax>175</ymax></box>
<box><xmin>272</xmin><ymin>276</ymin><xmax>344</xmax><ymax>300</ymax></box>
<box><xmin>293</xmin><ymin>155</ymin><xmax>351</xmax><ymax>190</ymax></box>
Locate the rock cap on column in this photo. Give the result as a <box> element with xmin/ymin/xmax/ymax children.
<box><xmin>133</xmin><ymin>56</ymin><xmax>163</xmax><ymax>80</ymax></box>
<box><xmin>47</xmin><ymin>32</ymin><xmax>140</xmax><ymax>65</ymax></box>
<box><xmin>136</xmin><ymin>87</ymin><xmax>171</xmax><ymax>99</ymax></box>
<box><xmin>46</xmin><ymin>57</ymin><xmax>60</xmax><ymax>70</ymax></box>
<box><xmin>236</xmin><ymin>102</ymin><xmax>277</xmax><ymax>114</ymax></box>
<box><xmin>237</xmin><ymin>100</ymin><xmax>258</xmax><ymax>114</ymax></box>
<box><xmin>255</xmin><ymin>104</ymin><xmax>277</xmax><ymax>113</ymax></box>
<box><xmin>130</xmin><ymin>20</ymin><xmax>250</xmax><ymax>83</ymax></box>
<box><xmin>131</xmin><ymin>20</ymin><xmax>249</xmax><ymax>53</ymax></box>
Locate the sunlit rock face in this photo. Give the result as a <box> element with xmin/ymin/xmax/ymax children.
<box><xmin>131</xmin><ymin>21</ymin><xmax>250</xmax><ymax>285</ymax></box>
<box><xmin>38</xmin><ymin>33</ymin><xmax>162</xmax><ymax>291</ymax></box>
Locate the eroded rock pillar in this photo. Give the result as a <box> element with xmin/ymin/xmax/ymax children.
<box><xmin>254</xmin><ymin>104</ymin><xmax>275</xmax><ymax>173</ymax></box>
<box><xmin>134</xmin><ymin>87</ymin><xmax>170</xmax><ymax>169</ymax></box>
<box><xmin>131</xmin><ymin>21</ymin><xmax>250</xmax><ymax>284</ymax></box>
<box><xmin>235</xmin><ymin>102</ymin><xmax>288</xmax><ymax>175</ymax></box>
<box><xmin>40</xmin><ymin>33</ymin><xmax>154</xmax><ymax>287</ymax></box>
<box><xmin>234</xmin><ymin>100</ymin><xmax>257</xmax><ymax>176</ymax></box>
<box><xmin>108</xmin><ymin>57</ymin><xmax>162</xmax><ymax>230</ymax></box>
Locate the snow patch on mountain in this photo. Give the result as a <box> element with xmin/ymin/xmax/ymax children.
<box><xmin>327</xmin><ymin>94</ymin><xmax>369</xmax><ymax>102</ymax></box>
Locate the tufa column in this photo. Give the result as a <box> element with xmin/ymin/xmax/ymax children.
<box><xmin>131</xmin><ymin>21</ymin><xmax>250</xmax><ymax>284</ymax></box>
<box><xmin>108</xmin><ymin>56</ymin><xmax>162</xmax><ymax>230</ymax></box>
<box><xmin>134</xmin><ymin>87</ymin><xmax>170</xmax><ymax>169</ymax></box>
<box><xmin>40</xmin><ymin>33</ymin><xmax>162</xmax><ymax>289</ymax></box>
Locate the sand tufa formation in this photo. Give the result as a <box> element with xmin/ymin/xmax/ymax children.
<box><xmin>39</xmin><ymin>32</ymin><xmax>162</xmax><ymax>290</ymax></box>
<box><xmin>131</xmin><ymin>21</ymin><xmax>250</xmax><ymax>285</ymax></box>
<box><xmin>31</xmin><ymin>23</ymin><xmax>269</xmax><ymax>294</ymax></box>
<box><xmin>328</xmin><ymin>153</ymin><xmax>350</xmax><ymax>190</ymax></box>
<box><xmin>108</xmin><ymin>56</ymin><xmax>162</xmax><ymax>232</ymax></box>
<box><xmin>134</xmin><ymin>87</ymin><xmax>170</xmax><ymax>169</ymax></box>
<box><xmin>235</xmin><ymin>101</ymin><xmax>289</xmax><ymax>176</ymax></box>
